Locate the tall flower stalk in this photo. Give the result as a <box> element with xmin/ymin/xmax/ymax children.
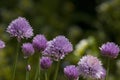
<box><xmin>40</xmin><ymin>57</ymin><xmax>52</xmax><ymax>80</ymax></box>
<box><xmin>38</xmin><ymin>56</ymin><xmax>41</xmax><ymax>80</ymax></box>
<box><xmin>26</xmin><ymin>66</ymin><xmax>30</xmax><ymax>80</ymax></box>
<box><xmin>53</xmin><ymin>61</ymin><xmax>60</xmax><ymax>80</ymax></box>
<box><xmin>21</xmin><ymin>43</ymin><xmax>34</xmax><ymax>80</ymax></box>
<box><xmin>32</xmin><ymin>34</ymin><xmax>47</xmax><ymax>80</ymax></box>
<box><xmin>100</xmin><ymin>42</ymin><xmax>120</xmax><ymax>80</ymax></box>
<box><xmin>6</xmin><ymin>17</ymin><xmax>33</xmax><ymax>80</ymax></box>
<box><xmin>34</xmin><ymin>62</ymin><xmax>39</xmax><ymax>80</ymax></box>
<box><xmin>34</xmin><ymin>68</ymin><xmax>38</xmax><ymax>80</ymax></box>
<box><xmin>45</xmin><ymin>71</ymin><xmax>48</xmax><ymax>80</ymax></box>
<box><xmin>26</xmin><ymin>61</ymin><xmax>31</xmax><ymax>80</ymax></box>
<box><xmin>34</xmin><ymin>54</ymin><xmax>41</xmax><ymax>80</ymax></box>
<box><xmin>43</xmin><ymin>36</ymin><xmax>73</xmax><ymax>80</ymax></box>
<box><xmin>12</xmin><ymin>42</ymin><xmax>20</xmax><ymax>80</ymax></box>
<box><xmin>106</xmin><ymin>58</ymin><xmax>110</xmax><ymax>80</ymax></box>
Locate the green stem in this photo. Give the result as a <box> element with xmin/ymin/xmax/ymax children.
<box><xmin>26</xmin><ymin>59</ymin><xmax>30</xmax><ymax>80</ymax></box>
<box><xmin>53</xmin><ymin>61</ymin><xmax>60</xmax><ymax>80</ymax></box>
<box><xmin>26</xmin><ymin>70</ymin><xmax>29</xmax><ymax>80</ymax></box>
<box><xmin>34</xmin><ymin>68</ymin><xmax>38</xmax><ymax>80</ymax></box>
<box><xmin>38</xmin><ymin>61</ymin><xmax>40</xmax><ymax>80</ymax></box>
<box><xmin>106</xmin><ymin>58</ymin><xmax>110</xmax><ymax>80</ymax></box>
<box><xmin>12</xmin><ymin>42</ymin><xmax>20</xmax><ymax>80</ymax></box>
<box><xmin>45</xmin><ymin>71</ymin><xmax>48</xmax><ymax>80</ymax></box>
<box><xmin>34</xmin><ymin>55</ymin><xmax>40</xmax><ymax>80</ymax></box>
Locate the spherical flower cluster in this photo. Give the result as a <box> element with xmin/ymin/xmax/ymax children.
<box><xmin>77</xmin><ymin>55</ymin><xmax>106</xmax><ymax>80</ymax></box>
<box><xmin>7</xmin><ymin>17</ymin><xmax>33</xmax><ymax>41</ymax></box>
<box><xmin>100</xmin><ymin>42</ymin><xmax>120</xmax><ymax>58</ymax></box>
<box><xmin>22</xmin><ymin>43</ymin><xmax>34</xmax><ymax>58</ymax></box>
<box><xmin>40</xmin><ymin>57</ymin><xmax>52</xmax><ymax>69</ymax></box>
<box><xmin>0</xmin><ymin>40</ymin><xmax>5</xmax><ymax>49</ymax></box>
<box><xmin>64</xmin><ymin>65</ymin><xmax>79</xmax><ymax>80</ymax></box>
<box><xmin>32</xmin><ymin>34</ymin><xmax>47</xmax><ymax>51</ymax></box>
<box><xmin>43</xmin><ymin>36</ymin><xmax>73</xmax><ymax>61</ymax></box>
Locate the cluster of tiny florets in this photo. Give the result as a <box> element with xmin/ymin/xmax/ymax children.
<box><xmin>22</xmin><ymin>43</ymin><xmax>34</xmax><ymax>58</ymax></box>
<box><xmin>77</xmin><ymin>55</ymin><xmax>106</xmax><ymax>80</ymax></box>
<box><xmin>43</xmin><ymin>36</ymin><xmax>73</xmax><ymax>61</ymax></box>
<box><xmin>100</xmin><ymin>42</ymin><xmax>120</xmax><ymax>58</ymax></box>
<box><xmin>32</xmin><ymin>34</ymin><xmax>47</xmax><ymax>51</ymax></box>
<box><xmin>40</xmin><ymin>57</ymin><xmax>52</xmax><ymax>69</ymax></box>
<box><xmin>64</xmin><ymin>65</ymin><xmax>79</xmax><ymax>80</ymax></box>
<box><xmin>7</xmin><ymin>17</ymin><xmax>33</xmax><ymax>41</ymax></box>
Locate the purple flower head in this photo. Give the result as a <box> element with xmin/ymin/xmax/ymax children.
<box><xmin>7</xmin><ymin>17</ymin><xmax>33</xmax><ymax>41</ymax></box>
<box><xmin>77</xmin><ymin>55</ymin><xmax>106</xmax><ymax>79</ymax></box>
<box><xmin>100</xmin><ymin>42</ymin><xmax>120</xmax><ymax>58</ymax></box>
<box><xmin>40</xmin><ymin>57</ymin><xmax>52</xmax><ymax>69</ymax></box>
<box><xmin>22</xmin><ymin>43</ymin><xmax>34</xmax><ymax>58</ymax></box>
<box><xmin>64</xmin><ymin>65</ymin><xmax>79</xmax><ymax>80</ymax></box>
<box><xmin>43</xmin><ymin>36</ymin><xmax>73</xmax><ymax>61</ymax></box>
<box><xmin>32</xmin><ymin>34</ymin><xmax>47</xmax><ymax>51</ymax></box>
<box><xmin>0</xmin><ymin>40</ymin><xmax>5</xmax><ymax>49</ymax></box>
<box><xmin>26</xmin><ymin>64</ymin><xmax>31</xmax><ymax>71</ymax></box>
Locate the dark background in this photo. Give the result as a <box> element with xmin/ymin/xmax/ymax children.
<box><xmin>0</xmin><ymin>0</ymin><xmax>120</xmax><ymax>80</ymax></box>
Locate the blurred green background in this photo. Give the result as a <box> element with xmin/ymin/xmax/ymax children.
<box><xmin>0</xmin><ymin>0</ymin><xmax>120</xmax><ymax>80</ymax></box>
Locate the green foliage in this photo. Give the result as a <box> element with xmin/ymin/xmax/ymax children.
<box><xmin>0</xmin><ymin>0</ymin><xmax>120</xmax><ymax>80</ymax></box>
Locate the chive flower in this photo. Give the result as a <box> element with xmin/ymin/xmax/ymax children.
<box><xmin>22</xmin><ymin>43</ymin><xmax>34</xmax><ymax>58</ymax></box>
<box><xmin>43</xmin><ymin>36</ymin><xmax>73</xmax><ymax>61</ymax></box>
<box><xmin>7</xmin><ymin>17</ymin><xmax>33</xmax><ymax>41</ymax></box>
<box><xmin>77</xmin><ymin>55</ymin><xmax>106</xmax><ymax>79</ymax></box>
<box><xmin>40</xmin><ymin>57</ymin><xmax>52</xmax><ymax>69</ymax></box>
<box><xmin>64</xmin><ymin>65</ymin><xmax>79</xmax><ymax>80</ymax></box>
<box><xmin>100</xmin><ymin>42</ymin><xmax>120</xmax><ymax>58</ymax></box>
<box><xmin>32</xmin><ymin>34</ymin><xmax>47</xmax><ymax>51</ymax></box>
